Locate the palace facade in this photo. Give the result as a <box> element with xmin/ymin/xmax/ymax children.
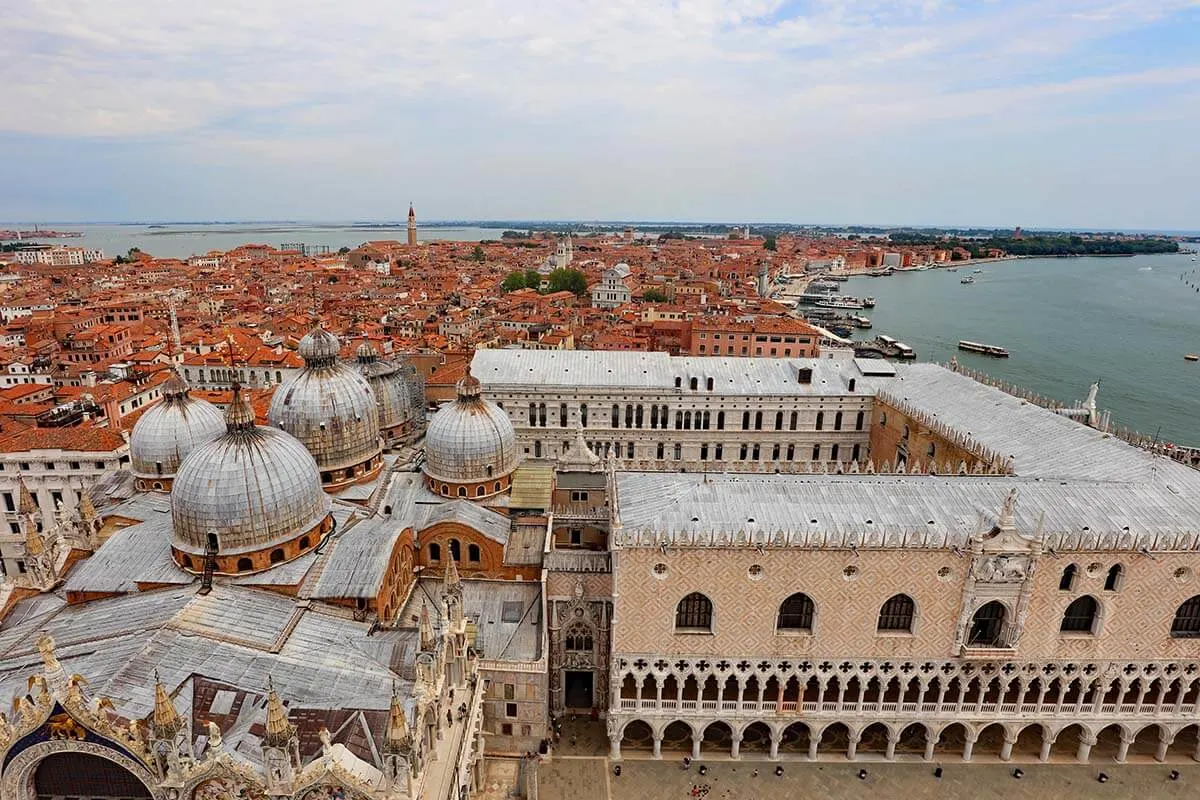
<box><xmin>0</xmin><ymin>341</ymin><xmax>1198</xmax><ymax>800</ymax></box>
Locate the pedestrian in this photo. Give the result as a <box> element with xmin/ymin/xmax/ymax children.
<box><xmin>446</xmin><ymin>708</ymin><xmax>452</xmax><ymax>726</ymax></box>
<box><xmin>682</xmin><ymin>756</ymin><xmax>691</xmax><ymax>770</ymax></box>
<box><xmin>752</xmin><ymin>768</ymin><xmax>759</xmax><ymax>778</ymax></box>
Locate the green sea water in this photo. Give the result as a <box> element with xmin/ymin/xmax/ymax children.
<box><xmin>843</xmin><ymin>253</ymin><xmax>1200</xmax><ymax>447</ymax></box>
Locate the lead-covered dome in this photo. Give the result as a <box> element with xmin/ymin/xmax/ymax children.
<box><xmin>268</xmin><ymin>325</ymin><xmax>383</xmax><ymax>489</ymax></box>
<box><xmin>423</xmin><ymin>369</ymin><xmax>519</xmax><ymax>498</ymax></box>
<box><xmin>130</xmin><ymin>371</ymin><xmax>225</xmax><ymax>491</ymax></box>
<box><xmin>356</xmin><ymin>343</ymin><xmax>416</xmax><ymax>446</ymax></box>
<box><xmin>171</xmin><ymin>388</ymin><xmax>331</xmax><ymax>574</ymax></box>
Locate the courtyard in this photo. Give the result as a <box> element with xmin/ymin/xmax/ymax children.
<box><xmin>536</xmin><ymin>757</ymin><xmax>1200</xmax><ymax>800</ymax></box>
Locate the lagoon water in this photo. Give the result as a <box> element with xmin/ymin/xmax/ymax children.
<box><xmin>843</xmin><ymin>253</ymin><xmax>1200</xmax><ymax>446</ymax></box>
<box><xmin>3</xmin><ymin>222</ymin><xmax>507</xmax><ymax>260</ymax></box>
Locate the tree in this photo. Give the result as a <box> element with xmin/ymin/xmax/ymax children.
<box><xmin>500</xmin><ymin>271</ymin><xmax>527</xmax><ymax>292</ymax></box>
<box><xmin>338</xmin><ymin>246</ymin><xmax>351</xmax><ymax>254</ymax></box>
<box><xmin>470</xmin><ymin>245</ymin><xmax>486</xmax><ymax>262</ymax></box>
<box><xmin>763</xmin><ymin>235</ymin><xmax>777</xmax><ymax>252</ymax></box>
<box><xmin>523</xmin><ymin>269</ymin><xmax>542</xmax><ymax>289</ymax></box>
<box><xmin>547</xmin><ymin>268</ymin><xmax>588</xmax><ymax>296</ymax></box>
<box><xmin>643</xmin><ymin>287</ymin><xmax>668</xmax><ymax>303</ymax></box>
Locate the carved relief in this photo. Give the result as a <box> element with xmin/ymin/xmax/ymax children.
<box><xmin>193</xmin><ymin>776</ymin><xmax>266</xmax><ymax>800</ymax></box>
<box><xmin>974</xmin><ymin>555</ymin><xmax>1029</xmax><ymax>583</ymax></box>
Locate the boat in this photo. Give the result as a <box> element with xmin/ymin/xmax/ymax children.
<box><xmin>1186</xmin><ymin>354</ymin><xmax>1200</xmax><ymax>362</ymax></box>
<box><xmin>973</xmin><ymin>268</ymin><xmax>984</xmax><ymax>274</ymax></box>
<box><xmin>947</xmin><ymin>268</ymin><xmax>958</xmax><ymax>273</ymax></box>
<box><xmin>959</xmin><ymin>340</ymin><xmax>1010</xmax><ymax>358</ymax></box>
<box><xmin>960</xmin><ymin>276</ymin><xmax>975</xmax><ymax>284</ymax></box>
<box><xmin>851</xmin><ymin>315</ymin><xmax>873</xmax><ymax>329</ymax></box>
<box><xmin>815</xmin><ymin>298</ymin><xmax>865</xmax><ymax>310</ymax></box>
<box><xmin>863</xmin><ymin>297</ymin><xmax>876</xmax><ymax>308</ymax></box>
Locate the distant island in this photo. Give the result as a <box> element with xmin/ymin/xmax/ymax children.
<box><xmin>887</xmin><ymin>231</ymin><xmax>1179</xmax><ymax>257</ymax></box>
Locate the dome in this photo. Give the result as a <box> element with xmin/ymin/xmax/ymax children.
<box><xmin>356</xmin><ymin>344</ymin><xmax>415</xmax><ymax>441</ymax></box>
<box><xmin>130</xmin><ymin>371</ymin><xmax>226</xmax><ymax>486</ymax></box>
<box><xmin>298</xmin><ymin>325</ymin><xmax>341</xmax><ymax>364</ymax></box>
<box><xmin>423</xmin><ymin>370</ymin><xmax>519</xmax><ymax>495</ymax></box>
<box><xmin>171</xmin><ymin>389</ymin><xmax>331</xmax><ymax>567</ymax></box>
<box><xmin>268</xmin><ymin>326</ymin><xmax>383</xmax><ymax>488</ymax></box>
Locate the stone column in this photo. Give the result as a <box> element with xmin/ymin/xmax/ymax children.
<box><xmin>1192</xmin><ymin>735</ymin><xmax>1200</xmax><ymax>763</ymax></box>
<box><xmin>1156</xmin><ymin>733</ymin><xmax>1173</xmax><ymax>763</ymax></box>
<box><xmin>731</xmin><ymin>733</ymin><xmax>743</xmax><ymax>759</ymax></box>
<box><xmin>1000</xmin><ymin>732</ymin><xmax>1017</xmax><ymax>762</ymax></box>
<box><xmin>847</xmin><ymin>731</ymin><xmax>861</xmax><ymax>761</ymax></box>
<box><xmin>1116</xmin><ymin>733</ymin><xmax>1133</xmax><ymax>763</ymax></box>
<box><xmin>923</xmin><ymin>736</ymin><xmax>936</xmax><ymax>762</ymax></box>
<box><xmin>652</xmin><ymin>734</ymin><xmax>663</xmax><ymax>759</ymax></box>
<box><xmin>1076</xmin><ymin>733</ymin><xmax>1097</xmax><ymax>763</ymax></box>
<box><xmin>962</xmin><ymin>731</ymin><xmax>979</xmax><ymax>762</ymax></box>
<box><xmin>808</xmin><ymin>735</ymin><xmax>819</xmax><ymax>761</ymax></box>
<box><xmin>1039</xmin><ymin>737</ymin><xmax>1053</xmax><ymax>762</ymax></box>
<box><xmin>692</xmin><ymin>735</ymin><xmax>702</xmax><ymax>760</ymax></box>
<box><xmin>769</xmin><ymin>731</ymin><xmax>781</xmax><ymax>760</ymax></box>
<box><xmin>610</xmin><ymin>734</ymin><xmax>622</xmax><ymax>760</ymax></box>
<box><xmin>885</xmin><ymin>731</ymin><xmax>899</xmax><ymax>761</ymax></box>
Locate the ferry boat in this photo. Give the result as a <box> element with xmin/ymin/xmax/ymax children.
<box><xmin>973</xmin><ymin>268</ymin><xmax>984</xmax><ymax>274</ymax></box>
<box><xmin>851</xmin><ymin>315</ymin><xmax>873</xmax><ymax>329</ymax></box>
<box><xmin>959</xmin><ymin>340</ymin><xmax>1010</xmax><ymax>358</ymax></box>
<box><xmin>960</xmin><ymin>276</ymin><xmax>975</xmax><ymax>284</ymax></box>
<box><xmin>876</xmin><ymin>335</ymin><xmax>917</xmax><ymax>360</ymax></box>
<box><xmin>815</xmin><ymin>298</ymin><xmax>865</xmax><ymax>310</ymax></box>
<box><xmin>863</xmin><ymin>297</ymin><xmax>876</xmax><ymax>308</ymax></box>
<box><xmin>1186</xmin><ymin>354</ymin><xmax>1199</xmax><ymax>362</ymax></box>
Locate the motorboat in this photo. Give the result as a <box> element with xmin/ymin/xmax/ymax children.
<box><xmin>959</xmin><ymin>340</ymin><xmax>1010</xmax><ymax>358</ymax></box>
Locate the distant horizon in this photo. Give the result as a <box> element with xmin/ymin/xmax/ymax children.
<box><xmin>4</xmin><ymin>219</ymin><xmax>1200</xmax><ymax>237</ymax></box>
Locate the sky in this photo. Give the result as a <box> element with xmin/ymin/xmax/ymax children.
<box><xmin>3</xmin><ymin>0</ymin><xmax>1199</xmax><ymax>228</ymax></box>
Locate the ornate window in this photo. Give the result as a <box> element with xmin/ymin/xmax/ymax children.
<box><xmin>968</xmin><ymin>601</ymin><xmax>1006</xmax><ymax>646</ymax></box>
<box><xmin>429</xmin><ymin>543</ymin><xmax>441</xmax><ymax>561</ymax></box>
<box><xmin>675</xmin><ymin>592</ymin><xmax>713</xmax><ymax>631</ymax></box>
<box><xmin>1171</xmin><ymin>595</ymin><xmax>1200</xmax><ymax>637</ymax></box>
<box><xmin>1104</xmin><ymin>564</ymin><xmax>1124</xmax><ymax>592</ymax></box>
<box><xmin>877</xmin><ymin>594</ymin><xmax>915</xmax><ymax>632</ymax></box>
<box><xmin>1061</xmin><ymin>595</ymin><xmax>1099</xmax><ymax>633</ymax></box>
<box><xmin>777</xmin><ymin>593</ymin><xmax>815</xmax><ymax>632</ymax></box>
<box><xmin>565</xmin><ymin>622</ymin><xmax>594</xmax><ymax>653</ymax></box>
<box><xmin>1059</xmin><ymin>563</ymin><xmax>1078</xmax><ymax>591</ymax></box>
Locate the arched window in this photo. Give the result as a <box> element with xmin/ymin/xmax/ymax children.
<box><xmin>269</xmin><ymin>548</ymin><xmax>285</xmax><ymax>564</ymax></box>
<box><xmin>450</xmin><ymin>539</ymin><xmax>461</xmax><ymax>561</ymax></box>
<box><xmin>717</xmin><ymin>411</ymin><xmax>725</xmax><ymax>430</ymax></box>
<box><xmin>675</xmin><ymin>592</ymin><xmax>713</xmax><ymax>631</ymax></box>
<box><xmin>834</xmin><ymin>411</ymin><xmax>843</xmax><ymax>431</ymax></box>
<box><xmin>181</xmin><ymin>555</ymin><xmax>194</xmax><ymax>570</ymax></box>
<box><xmin>565</xmin><ymin>622</ymin><xmax>593</xmax><ymax>652</ymax></box>
<box><xmin>457</xmin><ymin>486</ymin><xmax>467</xmax><ymax>497</ymax></box>
<box><xmin>1104</xmin><ymin>564</ymin><xmax>1123</xmax><ymax>592</ymax></box>
<box><xmin>774</xmin><ymin>411</ymin><xmax>783</xmax><ymax>431</ymax></box>
<box><xmin>815</xmin><ymin>411</ymin><xmax>824</xmax><ymax>431</ymax></box>
<box><xmin>1171</xmin><ymin>596</ymin><xmax>1200</xmax><ymax>637</ymax></box>
<box><xmin>968</xmin><ymin>601</ymin><xmax>1006</xmax><ymax>647</ymax></box>
<box><xmin>468</xmin><ymin>544</ymin><xmax>481</xmax><ymax>562</ymax></box>
<box><xmin>1059</xmin><ymin>564</ymin><xmax>1078</xmax><ymax>591</ymax></box>
<box><xmin>742</xmin><ymin>411</ymin><xmax>750</xmax><ymax>430</ymax></box>
<box><xmin>475</xmin><ymin>486</ymin><xmax>485</xmax><ymax>497</ymax></box>
<box><xmin>299</xmin><ymin>536</ymin><xmax>311</xmax><ymax>550</ymax></box>
<box><xmin>877</xmin><ymin>594</ymin><xmax>915</xmax><ymax>632</ymax></box>
<box><xmin>777</xmin><ymin>593</ymin><xmax>815</xmax><ymax>632</ymax></box>
<box><xmin>429</xmin><ymin>543</ymin><xmax>441</xmax><ymax>561</ymax></box>
<box><xmin>855</xmin><ymin>410</ymin><xmax>865</xmax><ymax>430</ymax></box>
<box><xmin>689</xmin><ymin>377</ymin><xmax>698</xmax><ymax>390</ymax></box>
<box><xmin>237</xmin><ymin>557</ymin><xmax>253</xmax><ymax>572</ymax></box>
<box><xmin>1061</xmin><ymin>595</ymin><xmax>1099</xmax><ymax>633</ymax></box>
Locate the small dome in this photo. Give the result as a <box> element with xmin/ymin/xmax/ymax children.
<box><xmin>423</xmin><ymin>370</ymin><xmax>519</xmax><ymax>490</ymax></box>
<box><xmin>172</xmin><ymin>391</ymin><xmax>330</xmax><ymax>558</ymax></box>
<box><xmin>298</xmin><ymin>325</ymin><xmax>341</xmax><ymax>366</ymax></box>
<box><xmin>130</xmin><ymin>372</ymin><xmax>226</xmax><ymax>482</ymax></box>
<box><xmin>269</xmin><ymin>326</ymin><xmax>383</xmax><ymax>484</ymax></box>
<box><xmin>355</xmin><ymin>345</ymin><xmax>415</xmax><ymax>438</ymax></box>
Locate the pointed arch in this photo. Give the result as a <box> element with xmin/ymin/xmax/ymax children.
<box><xmin>877</xmin><ymin>593</ymin><xmax>915</xmax><ymax>632</ymax></box>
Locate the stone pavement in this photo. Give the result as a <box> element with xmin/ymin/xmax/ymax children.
<box><xmin>537</xmin><ymin>755</ymin><xmax>1200</xmax><ymax>800</ymax></box>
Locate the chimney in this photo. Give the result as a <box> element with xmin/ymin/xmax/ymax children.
<box><xmin>797</xmin><ymin>367</ymin><xmax>813</xmax><ymax>385</ymax></box>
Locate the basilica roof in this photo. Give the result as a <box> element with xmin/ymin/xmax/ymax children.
<box><xmin>129</xmin><ymin>371</ymin><xmax>226</xmax><ymax>479</ymax></box>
